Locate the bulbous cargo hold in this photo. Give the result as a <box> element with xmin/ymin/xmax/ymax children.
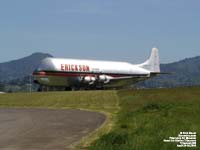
<box><xmin>33</xmin><ymin>48</ymin><xmax>161</xmax><ymax>90</ymax></box>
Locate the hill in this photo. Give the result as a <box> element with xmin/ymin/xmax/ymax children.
<box><xmin>0</xmin><ymin>53</ymin><xmax>52</xmax><ymax>82</ymax></box>
<box><xmin>139</xmin><ymin>56</ymin><xmax>200</xmax><ymax>88</ymax></box>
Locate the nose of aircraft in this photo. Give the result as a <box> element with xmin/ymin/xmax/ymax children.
<box><xmin>32</xmin><ymin>57</ymin><xmax>55</xmax><ymax>84</ymax></box>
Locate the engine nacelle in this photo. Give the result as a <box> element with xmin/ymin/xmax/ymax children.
<box><xmin>99</xmin><ymin>75</ymin><xmax>113</xmax><ymax>83</ymax></box>
<box><xmin>82</xmin><ymin>75</ymin><xmax>113</xmax><ymax>85</ymax></box>
<box><xmin>83</xmin><ymin>76</ymin><xmax>96</xmax><ymax>85</ymax></box>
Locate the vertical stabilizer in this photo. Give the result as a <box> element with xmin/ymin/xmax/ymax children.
<box><xmin>138</xmin><ymin>48</ymin><xmax>160</xmax><ymax>72</ymax></box>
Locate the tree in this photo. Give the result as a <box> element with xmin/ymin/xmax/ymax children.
<box><xmin>0</xmin><ymin>83</ymin><xmax>5</xmax><ymax>91</ymax></box>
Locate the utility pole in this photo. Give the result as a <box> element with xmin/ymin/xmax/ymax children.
<box><xmin>29</xmin><ymin>74</ymin><xmax>32</xmax><ymax>92</ymax></box>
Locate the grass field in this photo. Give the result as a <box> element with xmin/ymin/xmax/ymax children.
<box><xmin>0</xmin><ymin>87</ymin><xmax>199</xmax><ymax>150</ymax></box>
<box><xmin>90</xmin><ymin>87</ymin><xmax>200</xmax><ymax>150</ymax></box>
<box><xmin>0</xmin><ymin>90</ymin><xmax>118</xmax><ymax>113</ymax></box>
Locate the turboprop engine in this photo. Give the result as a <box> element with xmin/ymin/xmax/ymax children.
<box><xmin>82</xmin><ymin>75</ymin><xmax>113</xmax><ymax>85</ymax></box>
<box><xmin>83</xmin><ymin>76</ymin><xmax>96</xmax><ymax>85</ymax></box>
<box><xmin>98</xmin><ymin>75</ymin><xmax>113</xmax><ymax>83</ymax></box>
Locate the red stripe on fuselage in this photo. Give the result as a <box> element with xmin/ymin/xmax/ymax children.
<box><xmin>33</xmin><ymin>71</ymin><xmax>125</xmax><ymax>78</ymax></box>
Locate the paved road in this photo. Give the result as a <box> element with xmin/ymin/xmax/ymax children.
<box><xmin>0</xmin><ymin>108</ymin><xmax>105</xmax><ymax>150</ymax></box>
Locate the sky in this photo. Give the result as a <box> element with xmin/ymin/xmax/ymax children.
<box><xmin>0</xmin><ymin>0</ymin><xmax>200</xmax><ymax>64</ymax></box>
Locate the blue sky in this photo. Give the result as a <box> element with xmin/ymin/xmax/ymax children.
<box><xmin>0</xmin><ymin>0</ymin><xmax>199</xmax><ymax>63</ymax></box>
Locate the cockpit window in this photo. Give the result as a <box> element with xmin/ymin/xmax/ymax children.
<box><xmin>39</xmin><ymin>58</ymin><xmax>55</xmax><ymax>71</ymax></box>
<box><xmin>34</xmin><ymin>68</ymin><xmax>42</xmax><ymax>72</ymax></box>
<box><xmin>34</xmin><ymin>58</ymin><xmax>55</xmax><ymax>72</ymax></box>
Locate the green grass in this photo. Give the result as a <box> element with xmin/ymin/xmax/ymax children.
<box><xmin>0</xmin><ymin>87</ymin><xmax>199</xmax><ymax>150</ymax></box>
<box><xmin>89</xmin><ymin>87</ymin><xmax>200</xmax><ymax>150</ymax></box>
<box><xmin>0</xmin><ymin>90</ymin><xmax>118</xmax><ymax>113</ymax></box>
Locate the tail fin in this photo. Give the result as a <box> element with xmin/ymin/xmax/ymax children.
<box><xmin>138</xmin><ymin>48</ymin><xmax>160</xmax><ymax>73</ymax></box>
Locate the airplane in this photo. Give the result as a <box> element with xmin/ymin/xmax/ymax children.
<box><xmin>33</xmin><ymin>48</ymin><xmax>161</xmax><ymax>91</ymax></box>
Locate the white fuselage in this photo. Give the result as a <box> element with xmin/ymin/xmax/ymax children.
<box><xmin>51</xmin><ymin>58</ymin><xmax>150</xmax><ymax>75</ymax></box>
<box><xmin>33</xmin><ymin>48</ymin><xmax>160</xmax><ymax>89</ymax></box>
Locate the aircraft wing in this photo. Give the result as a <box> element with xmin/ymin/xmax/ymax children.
<box><xmin>106</xmin><ymin>76</ymin><xmax>148</xmax><ymax>87</ymax></box>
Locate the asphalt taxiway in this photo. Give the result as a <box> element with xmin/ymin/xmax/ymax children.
<box><xmin>0</xmin><ymin>108</ymin><xmax>105</xmax><ymax>150</ymax></box>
